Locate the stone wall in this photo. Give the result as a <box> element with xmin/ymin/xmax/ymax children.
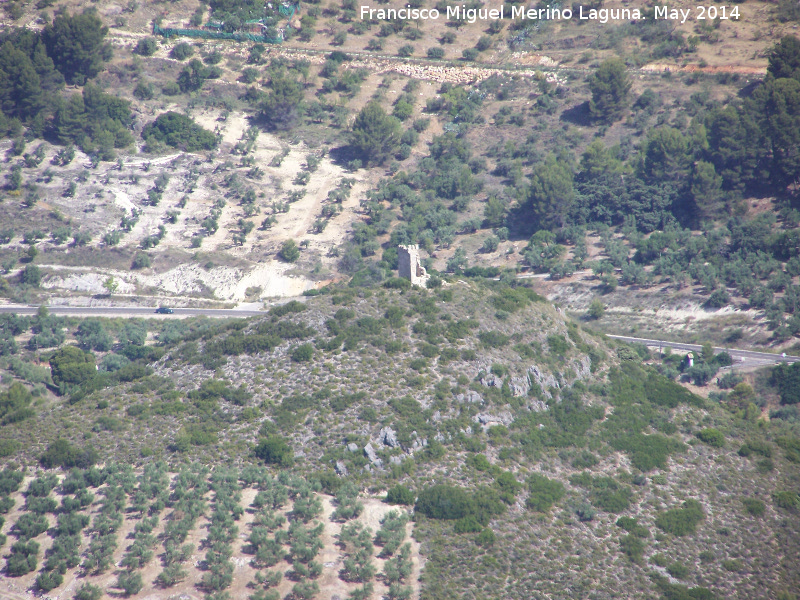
<box><xmin>398</xmin><ymin>244</ymin><xmax>430</xmax><ymax>287</ymax></box>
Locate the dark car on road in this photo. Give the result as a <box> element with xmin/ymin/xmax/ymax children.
<box><xmin>155</xmin><ymin>307</ymin><xmax>174</xmax><ymax>314</ymax></box>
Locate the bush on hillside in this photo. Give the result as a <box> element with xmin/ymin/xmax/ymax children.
<box><xmin>142</xmin><ymin>112</ymin><xmax>217</xmax><ymax>151</ymax></box>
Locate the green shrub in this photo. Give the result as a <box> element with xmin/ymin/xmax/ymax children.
<box><xmin>610</xmin><ymin>433</ymin><xmax>685</xmax><ymax>471</ymax></box>
<box><xmin>134</xmin><ymin>37</ymin><xmax>158</xmax><ymax>56</ymax></box>
<box><xmin>188</xmin><ymin>379</ymin><xmax>251</xmax><ymax>405</ymax></box>
<box><xmin>21</xmin><ymin>264</ymin><xmax>41</xmax><ymax>286</ymax></box>
<box><xmin>384</xmin><ymin>277</ymin><xmax>411</xmax><ymax>290</ymax></box>
<box><xmin>36</xmin><ymin>570</ymin><xmax>64</xmax><ymax>592</ymax></box>
<box><xmin>526</xmin><ymin>474</ymin><xmax>565</xmax><ymax>512</ymax></box>
<box><xmin>645</xmin><ymin>373</ymin><xmax>703</xmax><ymax>407</ymax></box>
<box><xmin>667</xmin><ymin>562</ymin><xmax>690</xmax><ymax>579</ymax></box>
<box><xmin>738</xmin><ymin>440</ymin><xmax>773</xmax><ymax>458</ymax></box>
<box><xmin>142</xmin><ymin>112</ymin><xmax>217</xmax><ymax>151</ymax></box>
<box><xmin>13</xmin><ymin>512</ymin><xmax>49</xmax><ymax>539</ymax></box>
<box><xmin>757</xmin><ymin>458</ymin><xmax>774</xmax><ymax>473</ymax></box>
<box><xmin>0</xmin><ymin>468</ymin><xmax>23</xmax><ymax>495</ymax></box>
<box><xmin>742</xmin><ymin>498</ymin><xmax>766</xmax><ymax>517</ymax></box>
<box><xmin>389</xmin><ymin>396</ymin><xmax>422</xmax><ymax>417</ymax></box>
<box><xmin>652</xmin><ymin>579</ymin><xmax>717</xmax><ymax>600</ymax></box>
<box><xmin>270</xmin><ymin>300</ymin><xmax>307</xmax><ymax>317</ymax></box>
<box><xmin>697</xmin><ymin>428</ymin><xmax>725</xmax><ymax>448</ymax></box>
<box><xmin>279</xmin><ymin>239</ymin><xmax>301</xmax><ymax>262</ymax></box>
<box><xmin>467</xmin><ymin>453</ymin><xmax>491</xmax><ymax>471</ymax></box>
<box><xmin>50</xmin><ymin>346</ymin><xmax>97</xmax><ymax>385</ymax></box>
<box><xmin>40</xmin><ymin>439</ymin><xmax>98</xmax><ymax>469</ymax></box>
<box><xmin>291</xmin><ymin>343</ymin><xmax>314</xmax><ymax>362</ymax></box>
<box><xmin>655</xmin><ymin>499</ymin><xmax>705</xmax><ymax>536</ymax></box>
<box><xmin>0</xmin><ymin>438</ymin><xmax>20</xmax><ymax>457</ymax></box>
<box><xmin>494</xmin><ymin>471</ymin><xmax>521</xmax><ymax>501</ymax></box>
<box><xmin>117</xmin><ymin>570</ymin><xmax>143</xmax><ymax>596</ymax></box>
<box><xmin>419</xmin><ymin>343</ymin><xmax>439</xmax><ymax>358</ymax></box>
<box><xmin>170</xmin><ymin>42</ymin><xmax>194</xmax><ymax>60</ymax></box>
<box><xmin>7</xmin><ymin>539</ymin><xmax>39</xmax><ymax>575</ymax></box>
<box><xmin>478</xmin><ymin>331</ymin><xmax>510</xmax><ymax>348</ymax></box>
<box><xmin>415</xmin><ymin>484</ymin><xmax>504</xmax><ymax>525</ymax></box>
<box><xmin>475</xmin><ymin>528</ymin><xmax>496</xmax><ymax>547</ymax></box>
<box><xmin>772</xmin><ymin>362</ymin><xmax>800</xmax><ymax>404</ymax></box>
<box><xmin>408</xmin><ymin>358</ymin><xmax>426</xmax><ymax>371</ymax></box>
<box><xmin>254</xmin><ymin>436</ymin><xmax>293</xmax><ymax>467</ymax></box>
<box><xmin>571</xmin><ymin>474</ymin><xmax>632</xmax><ymax>513</ymax></box>
<box><xmin>386</xmin><ymin>485</ymin><xmax>415</xmax><ymax>505</ymax></box>
<box><xmin>74</xmin><ymin>583</ymin><xmax>103</xmax><ymax>600</ymax></box>
<box><xmin>547</xmin><ymin>334</ymin><xmax>570</xmax><ymax>355</ymax></box>
<box><xmin>699</xmin><ymin>550</ymin><xmax>715</xmax><ymax>563</ymax></box>
<box><xmin>130</xmin><ymin>78</ymin><xmax>154</xmax><ymax>101</ymax></box>
<box><xmin>572</xmin><ymin>451</ymin><xmax>599</xmax><ymax>469</ymax></box>
<box><xmin>721</xmin><ymin>559</ymin><xmax>743</xmax><ymax>572</ymax></box>
<box><xmin>574</xmin><ymin>502</ymin><xmax>596</xmax><ymax>522</ymax></box>
<box><xmin>453</xmin><ymin>515</ymin><xmax>483</xmax><ymax>533</ymax></box>
<box><xmin>132</xmin><ymin>253</ymin><xmax>151</xmax><ymax>269</ymax></box>
<box><xmin>619</xmin><ymin>534</ymin><xmax>645</xmax><ymax>563</ymax></box>
<box><xmin>773</xmin><ymin>490</ymin><xmax>800</xmax><ymax>511</ymax></box>
<box><xmin>0</xmin><ymin>382</ymin><xmax>34</xmax><ymax>425</ymax></box>
<box><xmin>616</xmin><ymin>517</ymin><xmax>649</xmax><ymax>538</ymax></box>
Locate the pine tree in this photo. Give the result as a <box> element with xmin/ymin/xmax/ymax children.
<box><xmin>0</xmin><ymin>43</ymin><xmax>43</xmax><ymax>121</ymax></box>
<box><xmin>349</xmin><ymin>103</ymin><xmax>401</xmax><ymax>165</ymax></box>
<box><xmin>259</xmin><ymin>73</ymin><xmax>305</xmax><ymax>130</ymax></box>
<box><xmin>526</xmin><ymin>154</ymin><xmax>574</xmax><ymax>230</ymax></box>
<box><xmin>588</xmin><ymin>59</ymin><xmax>631</xmax><ymax>123</ymax></box>
<box><xmin>43</xmin><ymin>11</ymin><xmax>112</xmax><ymax>85</ymax></box>
<box><xmin>768</xmin><ymin>35</ymin><xmax>800</xmax><ymax>81</ymax></box>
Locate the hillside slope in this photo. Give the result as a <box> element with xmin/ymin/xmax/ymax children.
<box><xmin>1</xmin><ymin>282</ymin><xmax>799</xmax><ymax>599</ymax></box>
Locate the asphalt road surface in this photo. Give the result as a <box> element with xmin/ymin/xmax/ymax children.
<box><xmin>607</xmin><ymin>334</ymin><xmax>800</xmax><ymax>367</ymax></box>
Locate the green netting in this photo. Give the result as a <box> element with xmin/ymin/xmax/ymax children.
<box><xmin>153</xmin><ymin>24</ymin><xmax>283</xmax><ymax>44</ymax></box>
<box><xmin>153</xmin><ymin>2</ymin><xmax>298</xmax><ymax>44</ymax></box>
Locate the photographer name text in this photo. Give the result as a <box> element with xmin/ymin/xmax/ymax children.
<box><xmin>359</xmin><ymin>4</ymin><xmax>741</xmax><ymax>25</ymax></box>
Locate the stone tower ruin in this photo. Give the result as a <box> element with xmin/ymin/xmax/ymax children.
<box><xmin>398</xmin><ymin>244</ymin><xmax>430</xmax><ymax>287</ymax></box>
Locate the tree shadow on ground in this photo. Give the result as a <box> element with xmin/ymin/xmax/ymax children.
<box><xmin>560</xmin><ymin>101</ymin><xmax>593</xmax><ymax>127</ymax></box>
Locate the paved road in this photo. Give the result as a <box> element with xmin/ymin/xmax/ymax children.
<box><xmin>607</xmin><ymin>334</ymin><xmax>800</xmax><ymax>366</ymax></box>
<box><xmin>0</xmin><ymin>305</ymin><xmax>266</xmax><ymax>318</ymax></box>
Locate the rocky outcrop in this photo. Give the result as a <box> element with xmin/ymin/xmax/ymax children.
<box><xmin>480</xmin><ymin>374</ymin><xmax>501</xmax><ymax>388</ymax></box>
<box><xmin>573</xmin><ymin>355</ymin><xmax>592</xmax><ymax>380</ymax></box>
<box><xmin>409</xmin><ymin>435</ymin><xmax>428</xmax><ymax>451</ymax></box>
<box><xmin>472</xmin><ymin>411</ymin><xmax>514</xmax><ymax>430</ymax></box>
<box><xmin>509</xmin><ymin>376</ymin><xmax>529</xmax><ymax>397</ymax></box>
<box><xmin>364</xmin><ymin>443</ymin><xmax>383</xmax><ymax>469</ymax></box>
<box><xmin>529</xmin><ymin>365</ymin><xmax>560</xmax><ymax>399</ymax></box>
<box><xmin>335</xmin><ymin>461</ymin><xmax>348</xmax><ymax>476</ymax></box>
<box><xmin>528</xmin><ymin>399</ymin><xmax>548</xmax><ymax>413</ymax></box>
<box><xmin>379</xmin><ymin>426</ymin><xmax>399</xmax><ymax>448</ymax></box>
<box><xmin>455</xmin><ymin>390</ymin><xmax>483</xmax><ymax>404</ymax></box>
